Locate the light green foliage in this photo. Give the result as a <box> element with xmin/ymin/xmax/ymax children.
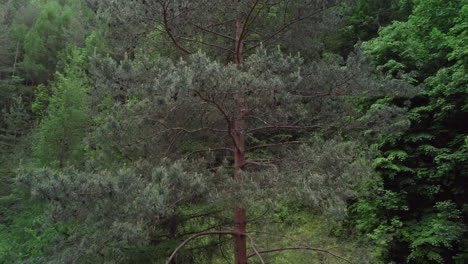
<box><xmin>33</xmin><ymin>48</ymin><xmax>90</xmax><ymax>167</ymax></box>
<box><xmin>232</xmin><ymin>208</ymin><xmax>381</xmax><ymax>264</ymax></box>
<box><xmin>0</xmin><ymin>189</ymin><xmax>56</xmax><ymax>263</ymax></box>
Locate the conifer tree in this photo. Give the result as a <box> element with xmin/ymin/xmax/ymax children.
<box><xmin>82</xmin><ymin>1</ymin><xmax>415</xmax><ymax>263</ymax></box>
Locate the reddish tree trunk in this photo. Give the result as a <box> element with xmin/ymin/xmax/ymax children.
<box><xmin>232</xmin><ymin>17</ymin><xmax>248</xmax><ymax>264</ymax></box>
<box><xmin>233</xmin><ymin>91</ymin><xmax>247</xmax><ymax>264</ymax></box>
<box><xmin>234</xmin><ymin>208</ymin><xmax>247</xmax><ymax>264</ymax></box>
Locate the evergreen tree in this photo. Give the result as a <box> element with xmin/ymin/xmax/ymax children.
<box><xmin>33</xmin><ymin>47</ymin><xmax>91</xmax><ymax>168</ymax></box>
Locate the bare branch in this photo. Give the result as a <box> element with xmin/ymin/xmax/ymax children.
<box><xmin>161</xmin><ymin>1</ymin><xmax>192</xmax><ymax>54</ymax></box>
<box><xmin>247</xmin><ymin>141</ymin><xmax>306</xmax><ymax>152</ymax></box>
<box><xmin>245</xmin><ymin>233</ymin><xmax>266</xmax><ymax>264</ymax></box>
<box><xmin>240</xmin><ymin>0</ymin><xmax>262</xmax><ymax>40</ymax></box>
<box><xmin>166</xmin><ymin>231</ymin><xmax>236</xmax><ymax>264</ymax></box>
<box><xmin>178</xmin><ymin>37</ymin><xmax>234</xmax><ymax>52</ymax></box>
<box><xmin>192</xmin><ymin>23</ymin><xmax>236</xmax><ymax>40</ymax></box>
<box><xmin>163</xmin><ymin>127</ymin><xmax>228</xmax><ymax>134</ymax></box>
<box><xmin>246</xmin><ymin>246</ymin><xmax>354</xmax><ymax>263</ymax></box>
<box><xmin>290</xmin><ymin>92</ymin><xmax>331</xmax><ymax>98</ymax></box>
<box><xmin>245</xmin><ymin>7</ymin><xmax>329</xmax><ymax>52</ymax></box>
<box><xmin>246</xmin><ymin>208</ymin><xmax>270</xmax><ymax>223</ymax></box>
<box><xmin>186</xmin><ymin>147</ymin><xmax>234</xmax><ymax>157</ymax></box>
<box><xmin>193</xmin><ymin>90</ymin><xmax>241</xmax><ymax>150</ymax></box>
<box><xmin>244</xmin><ymin>159</ymin><xmax>279</xmax><ymax>171</ymax></box>
<box><xmin>247</xmin><ymin>125</ymin><xmax>320</xmax><ymax>133</ymax></box>
<box><xmin>193</xmin><ymin>90</ymin><xmax>232</xmax><ymax>128</ymax></box>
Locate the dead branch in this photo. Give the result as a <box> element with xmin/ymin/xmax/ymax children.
<box><xmin>163</xmin><ymin>127</ymin><xmax>228</xmax><ymax>134</ymax></box>
<box><xmin>246</xmin><ymin>246</ymin><xmax>353</xmax><ymax>263</ymax></box>
<box><xmin>178</xmin><ymin>36</ymin><xmax>234</xmax><ymax>52</ymax></box>
<box><xmin>240</xmin><ymin>0</ymin><xmax>262</xmax><ymax>40</ymax></box>
<box><xmin>244</xmin><ymin>160</ymin><xmax>279</xmax><ymax>171</ymax></box>
<box><xmin>247</xmin><ymin>141</ymin><xmax>306</xmax><ymax>151</ymax></box>
<box><xmin>186</xmin><ymin>147</ymin><xmax>234</xmax><ymax>157</ymax></box>
<box><xmin>245</xmin><ymin>233</ymin><xmax>266</xmax><ymax>264</ymax></box>
<box><xmin>192</xmin><ymin>23</ymin><xmax>235</xmax><ymax>40</ymax></box>
<box><xmin>161</xmin><ymin>1</ymin><xmax>192</xmax><ymax>54</ymax></box>
<box><xmin>166</xmin><ymin>231</ymin><xmax>236</xmax><ymax>264</ymax></box>
<box><xmin>246</xmin><ymin>208</ymin><xmax>270</xmax><ymax>223</ymax></box>
<box><xmin>245</xmin><ymin>6</ymin><xmax>331</xmax><ymax>52</ymax></box>
<box><xmin>247</xmin><ymin>125</ymin><xmax>320</xmax><ymax>133</ymax></box>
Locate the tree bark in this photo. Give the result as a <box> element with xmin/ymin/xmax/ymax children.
<box><xmin>234</xmin><ymin>208</ymin><xmax>247</xmax><ymax>264</ymax></box>
<box><xmin>233</xmin><ymin>17</ymin><xmax>247</xmax><ymax>263</ymax></box>
<box><xmin>232</xmin><ymin>90</ymin><xmax>247</xmax><ymax>264</ymax></box>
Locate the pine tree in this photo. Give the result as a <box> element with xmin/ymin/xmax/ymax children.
<box><xmin>77</xmin><ymin>1</ymin><xmax>414</xmax><ymax>263</ymax></box>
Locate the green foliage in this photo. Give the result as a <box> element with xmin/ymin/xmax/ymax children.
<box><xmin>348</xmin><ymin>0</ymin><xmax>468</xmax><ymax>262</ymax></box>
<box><xmin>323</xmin><ymin>0</ymin><xmax>413</xmax><ymax>57</ymax></box>
<box><xmin>0</xmin><ymin>183</ymin><xmax>55</xmax><ymax>263</ymax></box>
<box><xmin>18</xmin><ymin>1</ymin><xmax>70</xmax><ymax>83</ymax></box>
<box><xmin>33</xmin><ymin>47</ymin><xmax>91</xmax><ymax>167</ymax></box>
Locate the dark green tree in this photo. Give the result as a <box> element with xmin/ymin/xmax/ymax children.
<box><xmin>349</xmin><ymin>0</ymin><xmax>467</xmax><ymax>262</ymax></box>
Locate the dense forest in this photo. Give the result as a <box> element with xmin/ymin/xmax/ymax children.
<box><xmin>0</xmin><ymin>0</ymin><xmax>466</xmax><ymax>263</ymax></box>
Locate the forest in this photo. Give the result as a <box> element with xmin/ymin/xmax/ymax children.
<box><xmin>0</xmin><ymin>0</ymin><xmax>466</xmax><ymax>263</ymax></box>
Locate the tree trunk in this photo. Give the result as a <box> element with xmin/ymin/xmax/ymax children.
<box><xmin>232</xmin><ymin>91</ymin><xmax>247</xmax><ymax>263</ymax></box>
<box><xmin>233</xmin><ymin>17</ymin><xmax>248</xmax><ymax>264</ymax></box>
<box><xmin>234</xmin><ymin>208</ymin><xmax>247</xmax><ymax>264</ymax></box>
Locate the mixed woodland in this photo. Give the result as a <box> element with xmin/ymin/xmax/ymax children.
<box><xmin>0</xmin><ymin>0</ymin><xmax>466</xmax><ymax>263</ymax></box>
